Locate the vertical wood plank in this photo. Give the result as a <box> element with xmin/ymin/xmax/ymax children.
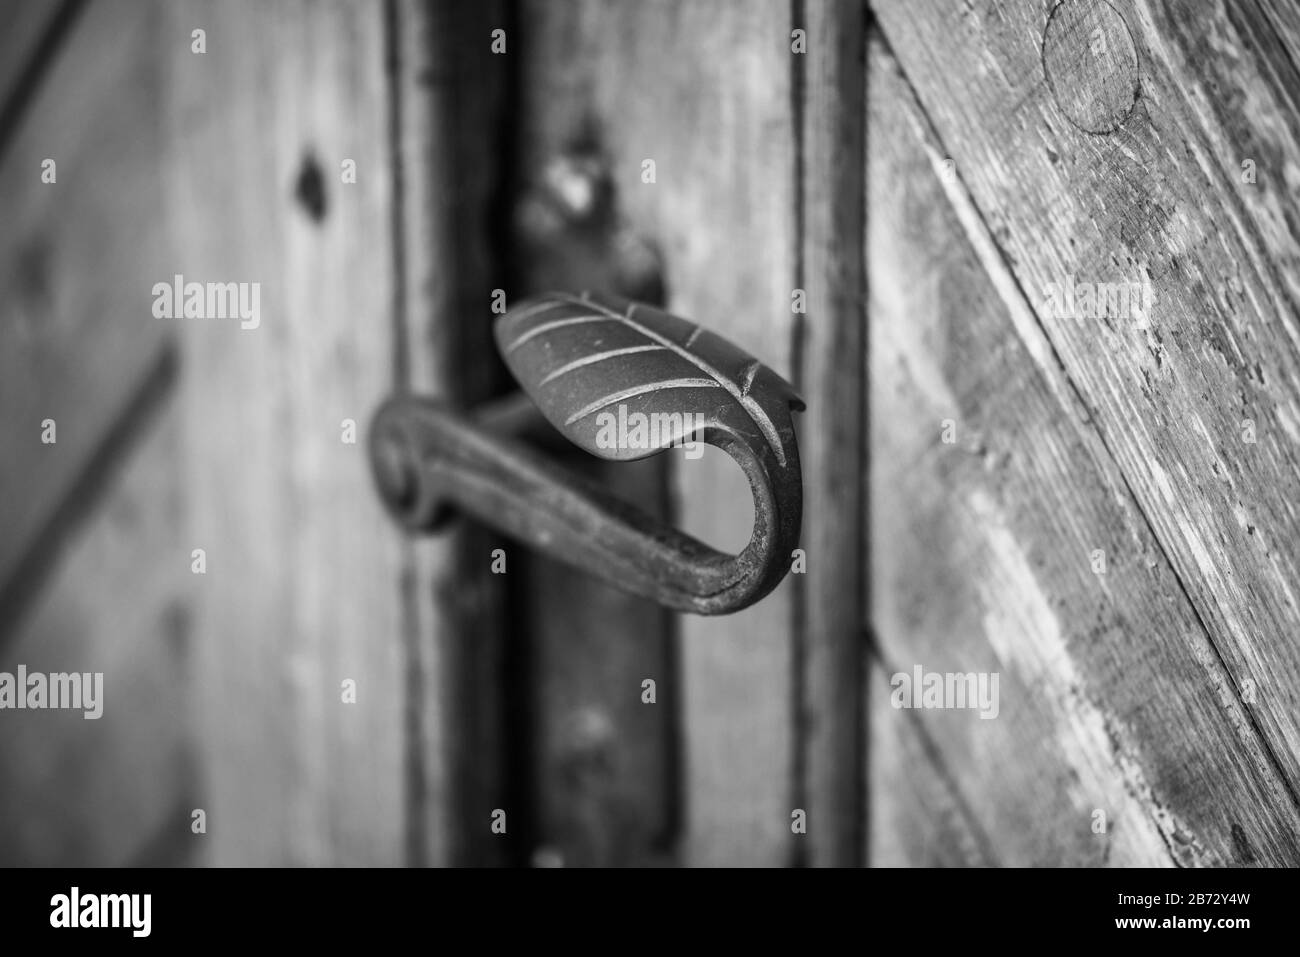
<box><xmin>390</xmin><ymin>0</ymin><xmax>511</xmax><ymax>867</ymax></box>
<box><xmin>796</xmin><ymin>0</ymin><xmax>867</xmax><ymax>867</ymax></box>
<box><xmin>516</xmin><ymin>0</ymin><xmax>799</xmax><ymax>866</ymax></box>
<box><xmin>167</xmin><ymin>0</ymin><xmax>405</xmax><ymax>866</ymax></box>
<box><xmin>662</xmin><ymin>2</ymin><xmax>796</xmax><ymax>869</ymax></box>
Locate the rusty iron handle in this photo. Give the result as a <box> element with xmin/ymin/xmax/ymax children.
<box><xmin>368</xmin><ymin>292</ymin><xmax>803</xmax><ymax>615</ymax></box>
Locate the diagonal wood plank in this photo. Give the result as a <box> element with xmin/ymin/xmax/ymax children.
<box><xmin>165</xmin><ymin>0</ymin><xmax>405</xmax><ymax>866</ymax></box>
<box><xmin>873</xmin><ymin>0</ymin><xmax>1300</xmax><ymax>816</ymax></box>
<box><xmin>0</xmin><ymin>0</ymin><xmax>81</xmax><ymax>148</ymax></box>
<box><xmin>868</xmin><ymin>34</ymin><xmax>1300</xmax><ymax>865</ymax></box>
<box><xmin>0</xmin><ymin>405</ymin><xmax>193</xmax><ymax>866</ymax></box>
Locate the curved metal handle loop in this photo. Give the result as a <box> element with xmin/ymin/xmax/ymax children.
<box><xmin>369</xmin><ymin>294</ymin><xmax>803</xmax><ymax>615</ymax></box>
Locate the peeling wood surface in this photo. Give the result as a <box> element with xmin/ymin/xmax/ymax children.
<box><xmin>869</xmin><ymin>29</ymin><xmax>1300</xmax><ymax>865</ymax></box>
<box><xmin>516</xmin><ymin>0</ymin><xmax>800</xmax><ymax>865</ymax></box>
<box><xmin>871</xmin><ymin>0</ymin><xmax>1300</xmax><ymax>823</ymax></box>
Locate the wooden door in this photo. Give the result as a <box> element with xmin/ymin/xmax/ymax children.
<box><xmin>3</xmin><ymin>0</ymin><xmax>1298</xmax><ymax>870</ymax></box>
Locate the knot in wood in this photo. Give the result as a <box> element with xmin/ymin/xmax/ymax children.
<box><xmin>1042</xmin><ymin>0</ymin><xmax>1140</xmax><ymax>134</ymax></box>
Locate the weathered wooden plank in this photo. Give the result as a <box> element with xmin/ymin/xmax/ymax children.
<box><xmin>873</xmin><ymin>0</ymin><xmax>1300</xmax><ymax>821</ymax></box>
<box><xmin>390</xmin><ymin>0</ymin><xmax>511</xmax><ymax>869</ymax></box>
<box><xmin>796</xmin><ymin>0</ymin><xmax>866</xmax><ymax>867</ymax></box>
<box><xmin>867</xmin><ymin>36</ymin><xmax>1300</xmax><ymax>865</ymax></box>
<box><xmin>166</xmin><ymin>0</ymin><xmax>405</xmax><ymax>866</ymax></box>
<box><xmin>866</xmin><ymin>657</ymin><xmax>994</xmax><ymax>867</ymax></box>
<box><xmin>0</xmin><ymin>0</ymin><xmax>168</xmax><ymax>627</ymax></box>
<box><xmin>517</xmin><ymin>0</ymin><xmax>799</xmax><ymax>866</ymax></box>
<box><xmin>0</xmin><ymin>406</ymin><xmax>193</xmax><ymax>867</ymax></box>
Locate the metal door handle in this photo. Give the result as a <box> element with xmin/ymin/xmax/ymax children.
<box><xmin>368</xmin><ymin>291</ymin><xmax>803</xmax><ymax>615</ymax></box>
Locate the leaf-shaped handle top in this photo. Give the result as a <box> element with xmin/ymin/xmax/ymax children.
<box><xmin>497</xmin><ymin>291</ymin><xmax>804</xmax><ymax>467</ymax></box>
<box><xmin>370</xmin><ymin>292</ymin><xmax>804</xmax><ymax>615</ymax></box>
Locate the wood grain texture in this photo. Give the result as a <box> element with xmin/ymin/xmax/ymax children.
<box><xmin>796</xmin><ymin>0</ymin><xmax>867</xmax><ymax>867</ymax></box>
<box><xmin>390</xmin><ymin>0</ymin><xmax>511</xmax><ymax>869</ymax></box>
<box><xmin>1256</xmin><ymin>0</ymin><xmax>1300</xmax><ymax>82</ymax></box>
<box><xmin>866</xmin><ymin>657</ymin><xmax>994</xmax><ymax>867</ymax></box>
<box><xmin>166</xmin><ymin>0</ymin><xmax>405</xmax><ymax>866</ymax></box>
<box><xmin>0</xmin><ymin>0</ymin><xmax>168</xmax><ymax>629</ymax></box>
<box><xmin>0</xmin><ymin>406</ymin><xmax>193</xmax><ymax>866</ymax></box>
<box><xmin>868</xmin><ymin>35</ymin><xmax>1300</xmax><ymax>865</ymax></box>
<box><xmin>516</xmin><ymin>0</ymin><xmax>799</xmax><ymax>865</ymax></box>
<box><xmin>873</xmin><ymin>0</ymin><xmax>1300</xmax><ymax>832</ymax></box>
